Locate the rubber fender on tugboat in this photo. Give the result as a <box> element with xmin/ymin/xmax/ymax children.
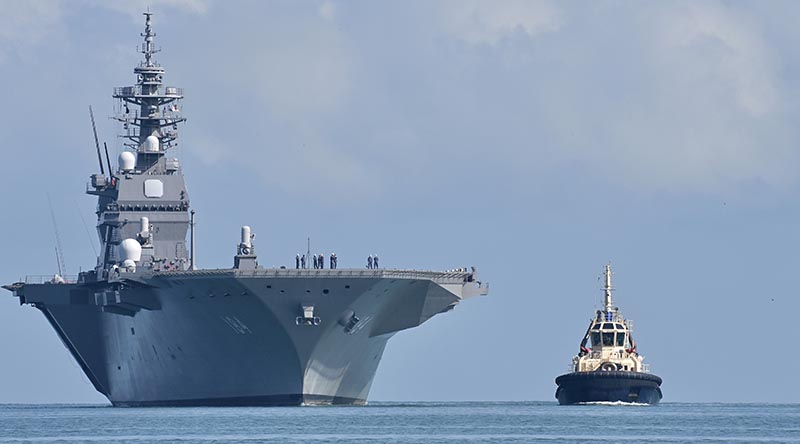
<box><xmin>599</xmin><ymin>362</ymin><xmax>618</xmax><ymax>371</ymax></box>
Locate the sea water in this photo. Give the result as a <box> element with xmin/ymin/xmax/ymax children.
<box><xmin>0</xmin><ymin>402</ymin><xmax>797</xmax><ymax>443</ymax></box>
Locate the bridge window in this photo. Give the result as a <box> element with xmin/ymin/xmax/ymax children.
<box><xmin>591</xmin><ymin>332</ymin><xmax>601</xmax><ymax>347</ymax></box>
<box><xmin>602</xmin><ymin>332</ymin><xmax>614</xmax><ymax>346</ymax></box>
<box><xmin>616</xmin><ymin>333</ymin><xmax>626</xmax><ymax>346</ymax></box>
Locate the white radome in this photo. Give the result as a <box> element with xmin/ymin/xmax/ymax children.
<box><xmin>142</xmin><ymin>135</ymin><xmax>159</xmax><ymax>152</ymax></box>
<box><xmin>119</xmin><ymin>238</ymin><xmax>142</xmax><ymax>263</ymax></box>
<box><xmin>119</xmin><ymin>151</ymin><xmax>136</xmax><ymax>172</ymax></box>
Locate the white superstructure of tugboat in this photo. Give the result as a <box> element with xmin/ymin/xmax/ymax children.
<box><xmin>555</xmin><ymin>264</ymin><xmax>662</xmax><ymax>405</ymax></box>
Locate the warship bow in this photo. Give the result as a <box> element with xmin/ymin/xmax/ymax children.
<box><xmin>3</xmin><ymin>13</ymin><xmax>489</xmax><ymax>406</ymax></box>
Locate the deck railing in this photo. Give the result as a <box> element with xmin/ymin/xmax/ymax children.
<box><xmin>23</xmin><ymin>275</ymin><xmax>78</xmax><ymax>284</ymax></box>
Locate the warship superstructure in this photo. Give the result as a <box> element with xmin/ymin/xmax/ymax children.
<box><xmin>2</xmin><ymin>14</ymin><xmax>488</xmax><ymax>406</ymax></box>
<box><xmin>555</xmin><ymin>264</ymin><xmax>662</xmax><ymax>405</ymax></box>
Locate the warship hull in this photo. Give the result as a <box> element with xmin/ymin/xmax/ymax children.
<box><xmin>555</xmin><ymin>371</ymin><xmax>662</xmax><ymax>405</ymax></box>
<box><xmin>12</xmin><ymin>268</ymin><xmax>485</xmax><ymax>406</ymax></box>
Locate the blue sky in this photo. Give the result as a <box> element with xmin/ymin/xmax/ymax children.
<box><xmin>1</xmin><ymin>0</ymin><xmax>799</xmax><ymax>403</ymax></box>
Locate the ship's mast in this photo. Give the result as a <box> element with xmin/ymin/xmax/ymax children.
<box><xmin>88</xmin><ymin>11</ymin><xmax>192</xmax><ymax>276</ymax></box>
<box><xmin>113</xmin><ymin>12</ymin><xmax>185</xmax><ymax>172</ymax></box>
<box><xmin>603</xmin><ymin>263</ymin><xmax>613</xmax><ymax>312</ymax></box>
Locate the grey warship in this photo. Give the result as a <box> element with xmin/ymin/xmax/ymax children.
<box><xmin>2</xmin><ymin>13</ymin><xmax>489</xmax><ymax>407</ymax></box>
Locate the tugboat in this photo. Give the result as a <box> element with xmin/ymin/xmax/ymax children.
<box><xmin>555</xmin><ymin>264</ymin><xmax>662</xmax><ymax>405</ymax></box>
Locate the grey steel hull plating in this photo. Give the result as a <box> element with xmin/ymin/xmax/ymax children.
<box><xmin>14</xmin><ymin>269</ymin><xmax>485</xmax><ymax>406</ymax></box>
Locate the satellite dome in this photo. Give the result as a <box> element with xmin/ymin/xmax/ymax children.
<box><xmin>119</xmin><ymin>238</ymin><xmax>142</xmax><ymax>263</ymax></box>
<box><xmin>119</xmin><ymin>151</ymin><xmax>136</xmax><ymax>172</ymax></box>
<box><xmin>142</xmin><ymin>135</ymin><xmax>160</xmax><ymax>152</ymax></box>
<box><xmin>122</xmin><ymin>259</ymin><xmax>137</xmax><ymax>272</ymax></box>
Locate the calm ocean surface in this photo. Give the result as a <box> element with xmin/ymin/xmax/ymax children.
<box><xmin>0</xmin><ymin>402</ymin><xmax>797</xmax><ymax>443</ymax></box>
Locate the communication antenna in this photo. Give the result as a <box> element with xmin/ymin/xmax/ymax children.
<box><xmin>47</xmin><ymin>194</ymin><xmax>67</xmax><ymax>277</ymax></box>
<box><xmin>103</xmin><ymin>142</ymin><xmax>113</xmax><ymax>176</ymax></box>
<box><xmin>76</xmin><ymin>200</ymin><xmax>99</xmax><ymax>257</ymax></box>
<box><xmin>89</xmin><ymin>106</ymin><xmax>105</xmax><ymax>175</ymax></box>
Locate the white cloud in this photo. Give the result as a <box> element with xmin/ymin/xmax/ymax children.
<box><xmin>94</xmin><ymin>0</ymin><xmax>209</xmax><ymax>21</ymax></box>
<box><xmin>0</xmin><ymin>0</ymin><xmax>63</xmax><ymax>62</ymax></box>
<box><xmin>440</xmin><ymin>0</ymin><xmax>562</xmax><ymax>45</ymax></box>
<box><xmin>318</xmin><ymin>0</ymin><xmax>336</xmax><ymax>22</ymax></box>
<box><xmin>651</xmin><ymin>1</ymin><xmax>779</xmax><ymax>116</ymax></box>
<box><xmin>607</xmin><ymin>1</ymin><xmax>791</xmax><ymax>192</ymax></box>
<box><xmin>238</xmin><ymin>22</ymin><xmax>354</xmax><ymax>116</ymax></box>
<box><xmin>192</xmin><ymin>6</ymin><xmax>364</xmax><ymax>200</ymax></box>
<box><xmin>0</xmin><ymin>0</ymin><xmax>208</xmax><ymax>64</ymax></box>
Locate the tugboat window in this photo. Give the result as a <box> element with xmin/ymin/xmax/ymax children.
<box><xmin>616</xmin><ymin>333</ymin><xmax>626</xmax><ymax>346</ymax></box>
<box><xmin>602</xmin><ymin>323</ymin><xmax>613</xmax><ymax>330</ymax></box>
<box><xmin>591</xmin><ymin>332</ymin><xmax>601</xmax><ymax>347</ymax></box>
<box><xmin>602</xmin><ymin>332</ymin><xmax>614</xmax><ymax>346</ymax></box>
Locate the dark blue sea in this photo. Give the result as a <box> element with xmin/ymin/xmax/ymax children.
<box><xmin>0</xmin><ymin>402</ymin><xmax>797</xmax><ymax>443</ymax></box>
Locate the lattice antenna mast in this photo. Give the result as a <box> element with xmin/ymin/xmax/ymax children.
<box><xmin>141</xmin><ymin>12</ymin><xmax>160</xmax><ymax>66</ymax></box>
<box><xmin>113</xmin><ymin>12</ymin><xmax>185</xmax><ymax>171</ymax></box>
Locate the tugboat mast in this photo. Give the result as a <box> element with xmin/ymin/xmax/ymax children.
<box><xmin>603</xmin><ymin>263</ymin><xmax>614</xmax><ymax>312</ymax></box>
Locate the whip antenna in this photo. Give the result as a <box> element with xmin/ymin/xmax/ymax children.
<box><xmin>103</xmin><ymin>142</ymin><xmax>112</xmax><ymax>175</ymax></box>
<box><xmin>47</xmin><ymin>194</ymin><xmax>67</xmax><ymax>277</ymax></box>
<box><xmin>89</xmin><ymin>105</ymin><xmax>105</xmax><ymax>175</ymax></box>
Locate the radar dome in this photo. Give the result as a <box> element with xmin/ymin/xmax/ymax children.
<box><xmin>119</xmin><ymin>151</ymin><xmax>136</xmax><ymax>172</ymax></box>
<box><xmin>119</xmin><ymin>238</ymin><xmax>142</xmax><ymax>263</ymax></box>
<box><xmin>142</xmin><ymin>135</ymin><xmax>160</xmax><ymax>152</ymax></box>
<box><xmin>122</xmin><ymin>259</ymin><xmax>137</xmax><ymax>272</ymax></box>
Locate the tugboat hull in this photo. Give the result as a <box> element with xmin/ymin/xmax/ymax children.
<box><xmin>555</xmin><ymin>371</ymin><xmax>662</xmax><ymax>405</ymax></box>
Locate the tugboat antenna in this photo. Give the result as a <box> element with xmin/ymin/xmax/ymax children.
<box><xmin>604</xmin><ymin>263</ymin><xmax>613</xmax><ymax>312</ymax></box>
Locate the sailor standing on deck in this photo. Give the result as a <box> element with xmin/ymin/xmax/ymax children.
<box><xmin>373</xmin><ymin>254</ymin><xmax>379</xmax><ymax>269</ymax></box>
<box><xmin>367</xmin><ymin>255</ymin><xmax>373</xmax><ymax>269</ymax></box>
<box><xmin>313</xmin><ymin>255</ymin><xmax>318</xmax><ymax>269</ymax></box>
<box><xmin>301</xmin><ymin>254</ymin><xmax>306</xmax><ymax>269</ymax></box>
<box><xmin>319</xmin><ymin>253</ymin><xmax>325</xmax><ymax>269</ymax></box>
<box><xmin>330</xmin><ymin>253</ymin><xmax>337</xmax><ymax>269</ymax></box>
<box><xmin>296</xmin><ymin>254</ymin><xmax>300</xmax><ymax>269</ymax></box>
